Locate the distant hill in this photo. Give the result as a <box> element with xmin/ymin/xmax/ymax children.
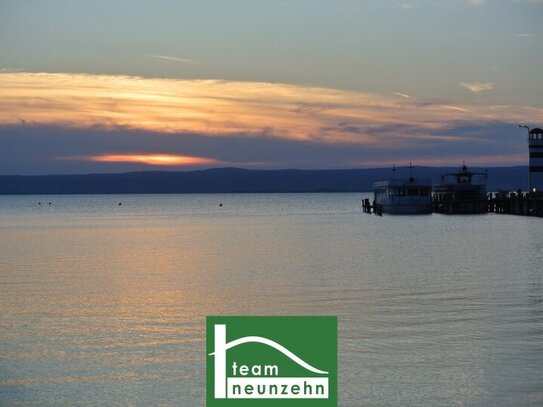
<box><xmin>0</xmin><ymin>166</ymin><xmax>529</xmax><ymax>194</ymax></box>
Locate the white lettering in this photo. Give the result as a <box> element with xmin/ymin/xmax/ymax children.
<box><xmin>227</xmin><ymin>378</ymin><xmax>329</xmax><ymax>399</ymax></box>
<box><xmin>231</xmin><ymin>363</ymin><xmax>279</xmax><ymax>376</ymax></box>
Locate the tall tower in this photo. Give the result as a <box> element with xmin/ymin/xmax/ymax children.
<box><xmin>529</xmin><ymin>128</ymin><xmax>543</xmax><ymax>193</ymax></box>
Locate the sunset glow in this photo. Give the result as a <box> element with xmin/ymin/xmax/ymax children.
<box><xmin>87</xmin><ymin>154</ymin><xmax>219</xmax><ymax>166</ymax></box>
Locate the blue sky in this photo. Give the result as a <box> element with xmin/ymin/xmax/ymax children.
<box><xmin>1</xmin><ymin>0</ymin><xmax>542</xmax><ymax>174</ymax></box>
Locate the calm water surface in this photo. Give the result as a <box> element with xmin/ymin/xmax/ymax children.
<box><xmin>0</xmin><ymin>194</ymin><xmax>542</xmax><ymax>406</ymax></box>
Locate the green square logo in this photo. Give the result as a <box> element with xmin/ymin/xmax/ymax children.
<box><xmin>206</xmin><ymin>316</ymin><xmax>337</xmax><ymax>406</ymax></box>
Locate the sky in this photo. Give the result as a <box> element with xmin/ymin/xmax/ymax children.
<box><xmin>1</xmin><ymin>0</ymin><xmax>542</xmax><ymax>174</ymax></box>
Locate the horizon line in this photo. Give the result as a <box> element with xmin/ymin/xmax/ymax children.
<box><xmin>0</xmin><ymin>164</ymin><xmax>530</xmax><ymax>178</ymax></box>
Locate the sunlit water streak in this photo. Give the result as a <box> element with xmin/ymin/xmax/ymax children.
<box><xmin>0</xmin><ymin>194</ymin><xmax>542</xmax><ymax>406</ymax></box>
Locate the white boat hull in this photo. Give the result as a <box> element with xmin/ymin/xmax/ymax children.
<box><xmin>379</xmin><ymin>203</ymin><xmax>432</xmax><ymax>214</ymax></box>
<box><xmin>373</xmin><ymin>177</ymin><xmax>433</xmax><ymax>215</ymax></box>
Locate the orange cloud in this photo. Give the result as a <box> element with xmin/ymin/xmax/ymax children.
<box><xmin>87</xmin><ymin>154</ymin><xmax>219</xmax><ymax>166</ymax></box>
<box><xmin>0</xmin><ymin>72</ymin><xmax>540</xmax><ymax>148</ymax></box>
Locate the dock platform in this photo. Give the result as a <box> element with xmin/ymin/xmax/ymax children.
<box><xmin>363</xmin><ymin>193</ymin><xmax>543</xmax><ymax>217</ymax></box>
<box><xmin>488</xmin><ymin>192</ymin><xmax>543</xmax><ymax>217</ymax></box>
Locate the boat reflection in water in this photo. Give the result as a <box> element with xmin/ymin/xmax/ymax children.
<box><xmin>433</xmin><ymin>164</ymin><xmax>488</xmax><ymax>214</ymax></box>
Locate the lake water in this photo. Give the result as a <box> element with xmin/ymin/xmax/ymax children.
<box><xmin>1</xmin><ymin>193</ymin><xmax>542</xmax><ymax>406</ymax></box>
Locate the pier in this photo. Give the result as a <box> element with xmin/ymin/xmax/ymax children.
<box><xmin>488</xmin><ymin>192</ymin><xmax>543</xmax><ymax>217</ymax></box>
<box><xmin>362</xmin><ymin>198</ymin><xmax>382</xmax><ymax>216</ymax></box>
<box><xmin>363</xmin><ymin>193</ymin><xmax>543</xmax><ymax>217</ymax></box>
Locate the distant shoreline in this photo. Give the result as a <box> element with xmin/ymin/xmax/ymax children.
<box><xmin>0</xmin><ymin>166</ymin><xmax>529</xmax><ymax>195</ymax></box>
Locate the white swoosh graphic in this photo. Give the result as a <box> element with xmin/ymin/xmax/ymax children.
<box><xmin>209</xmin><ymin>336</ymin><xmax>328</xmax><ymax>375</ymax></box>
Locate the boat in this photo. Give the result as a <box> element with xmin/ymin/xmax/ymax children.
<box><xmin>372</xmin><ymin>167</ymin><xmax>432</xmax><ymax>214</ymax></box>
<box><xmin>433</xmin><ymin>163</ymin><xmax>488</xmax><ymax>214</ymax></box>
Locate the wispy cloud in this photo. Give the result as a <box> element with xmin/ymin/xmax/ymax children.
<box><xmin>147</xmin><ymin>54</ymin><xmax>197</xmax><ymax>64</ymax></box>
<box><xmin>516</xmin><ymin>33</ymin><xmax>533</xmax><ymax>38</ymax></box>
<box><xmin>398</xmin><ymin>2</ymin><xmax>419</xmax><ymax>10</ymax></box>
<box><xmin>441</xmin><ymin>105</ymin><xmax>471</xmax><ymax>113</ymax></box>
<box><xmin>0</xmin><ymin>72</ymin><xmax>536</xmax><ymax>146</ymax></box>
<box><xmin>0</xmin><ymin>72</ymin><xmax>540</xmax><ymax>172</ymax></box>
<box><xmin>460</xmin><ymin>81</ymin><xmax>494</xmax><ymax>93</ymax></box>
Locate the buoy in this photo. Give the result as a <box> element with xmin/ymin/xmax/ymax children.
<box><xmin>219</xmin><ymin>203</ymin><xmax>223</xmax><ymax>207</ymax></box>
<box><xmin>118</xmin><ymin>202</ymin><xmax>122</xmax><ymax>206</ymax></box>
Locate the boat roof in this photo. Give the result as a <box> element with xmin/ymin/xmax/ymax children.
<box><xmin>374</xmin><ymin>178</ymin><xmax>431</xmax><ymax>187</ymax></box>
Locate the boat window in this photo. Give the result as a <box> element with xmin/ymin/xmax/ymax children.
<box><xmin>375</xmin><ymin>188</ymin><xmax>387</xmax><ymax>197</ymax></box>
<box><xmin>407</xmin><ymin>188</ymin><xmax>418</xmax><ymax>196</ymax></box>
<box><xmin>420</xmin><ymin>188</ymin><xmax>429</xmax><ymax>196</ymax></box>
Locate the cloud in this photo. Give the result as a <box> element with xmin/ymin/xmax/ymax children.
<box><xmin>460</xmin><ymin>81</ymin><xmax>495</xmax><ymax>93</ymax></box>
<box><xmin>1</xmin><ymin>72</ymin><xmax>530</xmax><ymax>146</ymax></box>
<box><xmin>440</xmin><ymin>105</ymin><xmax>471</xmax><ymax>113</ymax></box>
<box><xmin>147</xmin><ymin>54</ymin><xmax>197</xmax><ymax>64</ymax></box>
<box><xmin>0</xmin><ymin>72</ymin><xmax>540</xmax><ymax>173</ymax></box>
<box><xmin>516</xmin><ymin>33</ymin><xmax>533</xmax><ymax>38</ymax></box>
<box><xmin>398</xmin><ymin>2</ymin><xmax>419</xmax><ymax>10</ymax></box>
<box><xmin>392</xmin><ymin>92</ymin><xmax>410</xmax><ymax>98</ymax></box>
